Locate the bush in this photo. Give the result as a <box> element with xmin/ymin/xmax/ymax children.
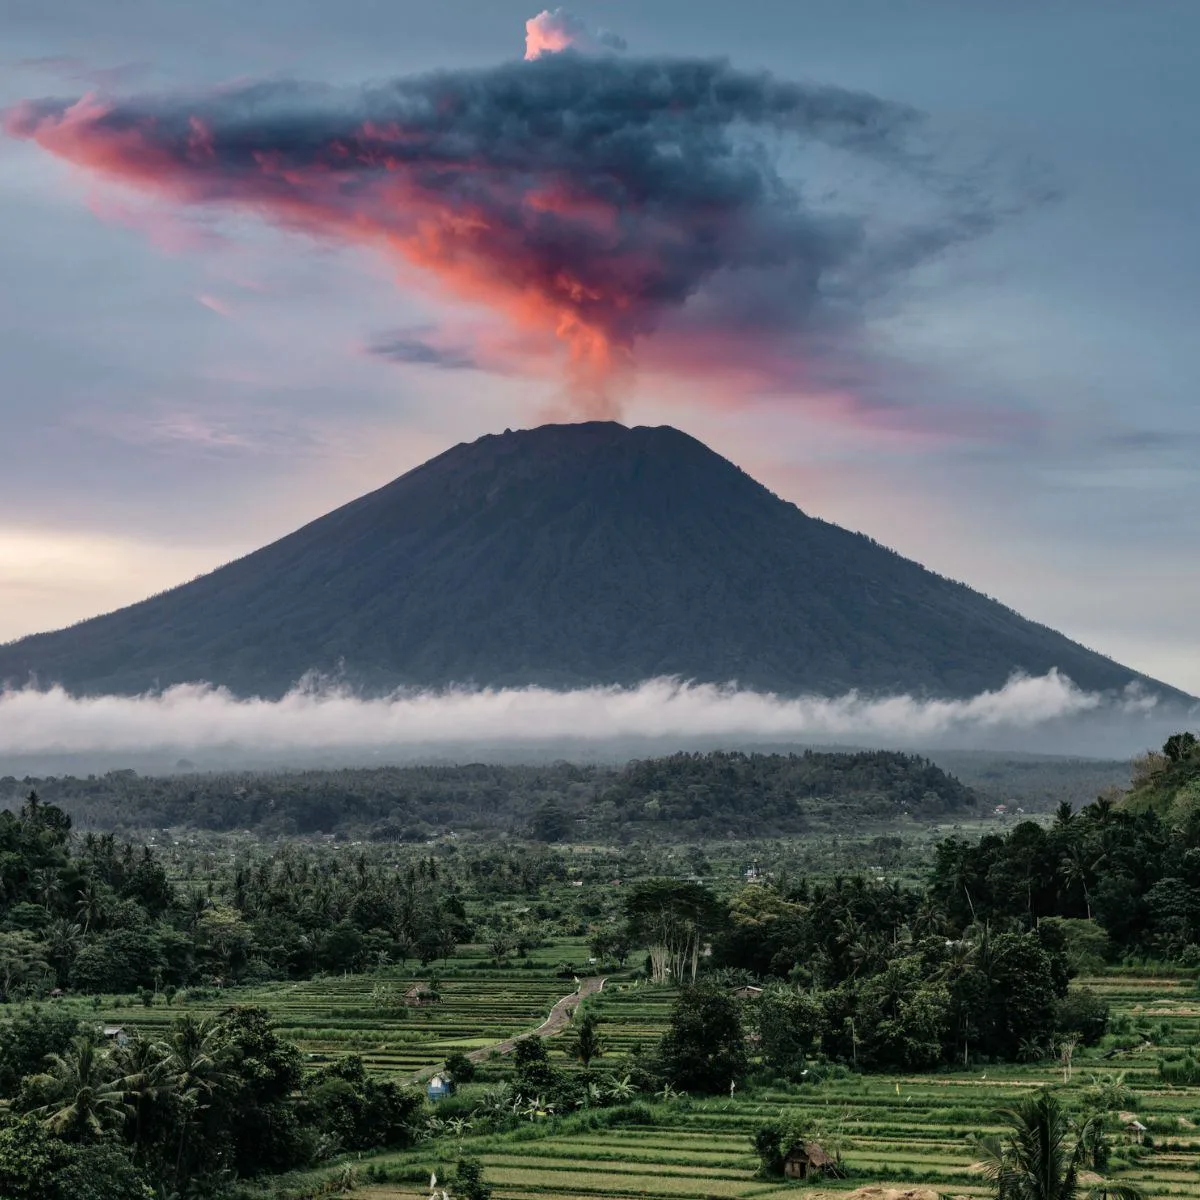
<box><xmin>454</xmin><ymin>1157</ymin><xmax>491</xmax><ymax>1200</ymax></box>
<box><xmin>1057</xmin><ymin>988</ymin><xmax>1110</xmax><ymax>1045</ymax></box>
<box><xmin>445</xmin><ymin>1052</ymin><xmax>475</xmax><ymax>1086</ymax></box>
<box><xmin>753</xmin><ymin>1123</ymin><xmax>785</xmax><ymax>1177</ymax></box>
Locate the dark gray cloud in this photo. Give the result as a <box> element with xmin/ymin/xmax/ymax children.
<box><xmin>5</xmin><ymin>52</ymin><xmax>1004</xmax><ymax>408</ymax></box>
<box><xmin>365</xmin><ymin>331</ymin><xmax>478</xmax><ymax>370</ymax></box>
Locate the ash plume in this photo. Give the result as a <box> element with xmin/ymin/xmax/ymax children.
<box><xmin>5</xmin><ymin>44</ymin><xmax>1004</xmax><ymax>415</ymax></box>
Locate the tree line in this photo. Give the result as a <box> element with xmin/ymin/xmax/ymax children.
<box><xmin>1</xmin><ymin>749</ymin><xmax>977</xmax><ymax>840</ymax></box>
<box><xmin>0</xmin><ymin>793</ymin><xmax>470</xmax><ymax>1001</ymax></box>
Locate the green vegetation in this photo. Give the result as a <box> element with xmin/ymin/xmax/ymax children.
<box><xmin>0</xmin><ymin>791</ymin><xmax>470</xmax><ymax>998</ymax></box>
<box><xmin>0</xmin><ymin>1005</ymin><xmax>421</xmax><ymax>1197</ymax></box>
<box><xmin>931</xmin><ymin>736</ymin><xmax>1200</xmax><ymax>961</ymax></box>
<box><xmin>1</xmin><ymin>749</ymin><xmax>977</xmax><ymax>839</ymax></box>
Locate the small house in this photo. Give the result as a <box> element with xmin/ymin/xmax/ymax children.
<box><xmin>49</xmin><ymin>988</ymin><xmax>64</xmax><ymax>1000</ymax></box>
<box><xmin>102</xmin><ymin>1026</ymin><xmax>129</xmax><ymax>1047</ymax></box>
<box><xmin>731</xmin><ymin>985</ymin><xmax>763</xmax><ymax>1001</ymax></box>
<box><xmin>405</xmin><ymin>984</ymin><xmax>441</xmax><ymax>1007</ymax></box>
<box><xmin>783</xmin><ymin>1142</ymin><xmax>837</xmax><ymax>1181</ymax></box>
<box><xmin>1125</xmin><ymin>1120</ymin><xmax>1148</xmax><ymax>1145</ymax></box>
<box><xmin>427</xmin><ymin>1075</ymin><xmax>451</xmax><ymax>1102</ymax></box>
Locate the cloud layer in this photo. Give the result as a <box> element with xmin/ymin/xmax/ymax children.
<box><xmin>5</xmin><ymin>49</ymin><xmax>998</xmax><ymax>416</ymax></box>
<box><xmin>0</xmin><ymin>672</ymin><xmax>1179</xmax><ymax>764</ymax></box>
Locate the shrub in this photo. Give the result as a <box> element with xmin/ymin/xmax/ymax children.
<box><xmin>1056</xmin><ymin>988</ymin><xmax>1110</xmax><ymax>1045</ymax></box>
<box><xmin>445</xmin><ymin>1052</ymin><xmax>475</xmax><ymax>1086</ymax></box>
<box><xmin>454</xmin><ymin>1157</ymin><xmax>492</xmax><ymax>1200</ymax></box>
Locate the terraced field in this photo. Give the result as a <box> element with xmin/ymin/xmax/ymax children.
<box><xmin>67</xmin><ymin>949</ymin><xmax>1200</xmax><ymax>1200</ymax></box>
<box><xmin>66</xmin><ymin>941</ymin><xmax>588</xmax><ymax>1076</ymax></box>
<box><xmin>342</xmin><ymin>971</ymin><xmax>1200</xmax><ymax>1200</ymax></box>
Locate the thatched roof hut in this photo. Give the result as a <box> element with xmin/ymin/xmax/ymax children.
<box><xmin>783</xmin><ymin>1142</ymin><xmax>837</xmax><ymax>1180</ymax></box>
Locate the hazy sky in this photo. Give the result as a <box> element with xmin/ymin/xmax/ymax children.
<box><xmin>2</xmin><ymin>1</ymin><xmax>1198</xmax><ymax>694</ymax></box>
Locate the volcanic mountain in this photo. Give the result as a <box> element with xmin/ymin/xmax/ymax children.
<box><xmin>0</xmin><ymin>422</ymin><xmax>1185</xmax><ymax>701</ymax></box>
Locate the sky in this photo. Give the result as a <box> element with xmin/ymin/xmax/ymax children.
<box><xmin>1</xmin><ymin>0</ymin><xmax>1198</xmax><ymax>695</ymax></box>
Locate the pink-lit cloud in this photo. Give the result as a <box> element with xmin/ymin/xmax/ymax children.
<box><xmin>4</xmin><ymin>50</ymin><xmax>1004</xmax><ymax>420</ymax></box>
<box><xmin>195</xmin><ymin>292</ymin><xmax>231</xmax><ymax>316</ymax></box>
<box><xmin>524</xmin><ymin>8</ymin><xmax>626</xmax><ymax>59</ymax></box>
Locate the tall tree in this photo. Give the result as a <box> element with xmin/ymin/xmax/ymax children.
<box><xmin>972</xmin><ymin>1091</ymin><xmax>1142</xmax><ymax>1200</ymax></box>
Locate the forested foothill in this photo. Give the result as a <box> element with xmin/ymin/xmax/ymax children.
<box><xmin>1</xmin><ymin>748</ymin><xmax>1056</xmax><ymax>840</ymax></box>
<box><xmin>0</xmin><ymin>733</ymin><xmax>1195</xmax><ymax>1199</ymax></box>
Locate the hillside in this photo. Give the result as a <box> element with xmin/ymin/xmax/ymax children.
<box><xmin>0</xmin><ymin>422</ymin><xmax>1186</xmax><ymax>700</ymax></box>
<box><xmin>1121</xmin><ymin>732</ymin><xmax>1200</xmax><ymax>824</ymax></box>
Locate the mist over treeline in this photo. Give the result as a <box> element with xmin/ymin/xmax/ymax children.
<box><xmin>0</xmin><ymin>672</ymin><xmax>1191</xmax><ymax>781</ymax></box>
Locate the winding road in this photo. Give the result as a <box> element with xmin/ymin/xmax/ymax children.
<box><xmin>409</xmin><ymin>976</ymin><xmax>607</xmax><ymax>1083</ymax></box>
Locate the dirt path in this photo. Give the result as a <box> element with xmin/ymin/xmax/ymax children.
<box><xmin>409</xmin><ymin>976</ymin><xmax>606</xmax><ymax>1083</ymax></box>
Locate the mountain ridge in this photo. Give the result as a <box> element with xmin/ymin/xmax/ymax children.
<box><xmin>0</xmin><ymin>421</ymin><xmax>1188</xmax><ymax>702</ymax></box>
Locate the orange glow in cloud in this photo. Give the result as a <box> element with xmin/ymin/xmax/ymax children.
<box><xmin>7</xmin><ymin>97</ymin><xmax>643</xmax><ymax>415</ymax></box>
<box><xmin>4</xmin><ymin>53</ymin><xmax>993</xmax><ymax>427</ymax></box>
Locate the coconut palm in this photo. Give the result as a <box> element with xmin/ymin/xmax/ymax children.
<box><xmin>75</xmin><ymin>878</ymin><xmax>105</xmax><ymax>933</ymax></box>
<box><xmin>972</xmin><ymin>1091</ymin><xmax>1144</xmax><ymax>1200</ymax></box>
<box><xmin>32</xmin><ymin>1036</ymin><xmax>130</xmax><ymax>1141</ymax></box>
<box><xmin>114</xmin><ymin>1034</ymin><xmax>172</xmax><ymax>1159</ymax></box>
<box><xmin>160</xmin><ymin>1015</ymin><xmax>235</xmax><ymax>1183</ymax></box>
<box><xmin>43</xmin><ymin>918</ymin><xmax>83</xmax><ymax>983</ymax></box>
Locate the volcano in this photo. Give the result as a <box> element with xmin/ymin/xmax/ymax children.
<box><xmin>0</xmin><ymin>422</ymin><xmax>1184</xmax><ymax>701</ymax></box>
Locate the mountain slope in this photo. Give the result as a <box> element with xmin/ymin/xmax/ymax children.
<box><xmin>0</xmin><ymin>422</ymin><xmax>1185</xmax><ymax>700</ymax></box>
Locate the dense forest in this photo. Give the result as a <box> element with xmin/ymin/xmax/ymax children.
<box><xmin>0</xmin><ymin>1004</ymin><xmax>422</xmax><ymax>1198</ymax></box>
<box><xmin>0</xmin><ymin>793</ymin><xmax>473</xmax><ymax>1000</ymax></box>
<box><xmin>932</xmin><ymin>733</ymin><xmax>1200</xmax><ymax>962</ymax></box>
<box><xmin>0</xmin><ymin>750</ymin><xmax>977</xmax><ymax>840</ymax></box>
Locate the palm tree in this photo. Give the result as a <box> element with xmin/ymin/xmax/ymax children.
<box><xmin>75</xmin><ymin>877</ymin><xmax>105</xmax><ymax>933</ymax></box>
<box><xmin>44</xmin><ymin>919</ymin><xmax>83</xmax><ymax>984</ymax></box>
<box><xmin>972</xmin><ymin>1091</ymin><xmax>1143</xmax><ymax>1200</ymax></box>
<box><xmin>114</xmin><ymin>1034</ymin><xmax>172</xmax><ymax>1160</ymax></box>
<box><xmin>1059</xmin><ymin>847</ymin><xmax>1105</xmax><ymax>920</ymax></box>
<box><xmin>32</xmin><ymin>1036</ymin><xmax>130</xmax><ymax>1141</ymax></box>
<box><xmin>160</xmin><ymin>1016</ymin><xmax>235</xmax><ymax>1184</ymax></box>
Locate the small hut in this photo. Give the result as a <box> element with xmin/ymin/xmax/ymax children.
<box><xmin>426</xmin><ymin>1075</ymin><xmax>451</xmax><ymax>1102</ymax></box>
<box><xmin>1125</xmin><ymin>1120</ymin><xmax>1148</xmax><ymax>1145</ymax></box>
<box><xmin>731</xmin><ymin>985</ymin><xmax>763</xmax><ymax>1001</ymax></box>
<box><xmin>783</xmin><ymin>1142</ymin><xmax>837</xmax><ymax>1181</ymax></box>
<box><xmin>405</xmin><ymin>984</ymin><xmax>441</xmax><ymax>1007</ymax></box>
<box><xmin>102</xmin><ymin>1025</ymin><xmax>130</xmax><ymax>1047</ymax></box>
<box><xmin>49</xmin><ymin>988</ymin><xmax>64</xmax><ymax>1001</ymax></box>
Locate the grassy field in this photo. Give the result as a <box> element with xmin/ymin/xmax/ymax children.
<box><xmin>61</xmin><ymin>940</ymin><xmax>1200</xmax><ymax>1200</ymax></box>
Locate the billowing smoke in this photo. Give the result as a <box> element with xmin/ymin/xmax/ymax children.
<box><xmin>4</xmin><ymin>44</ymin><xmax>999</xmax><ymax>415</ymax></box>
<box><xmin>525</xmin><ymin>8</ymin><xmax>626</xmax><ymax>59</ymax></box>
<box><xmin>0</xmin><ymin>673</ymin><xmax>1184</xmax><ymax>769</ymax></box>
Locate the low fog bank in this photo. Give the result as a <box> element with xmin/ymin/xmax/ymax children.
<box><xmin>0</xmin><ymin>671</ymin><xmax>1192</xmax><ymax>777</ymax></box>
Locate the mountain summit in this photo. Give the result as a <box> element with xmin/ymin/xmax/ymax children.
<box><xmin>0</xmin><ymin>422</ymin><xmax>1184</xmax><ymax>700</ymax></box>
